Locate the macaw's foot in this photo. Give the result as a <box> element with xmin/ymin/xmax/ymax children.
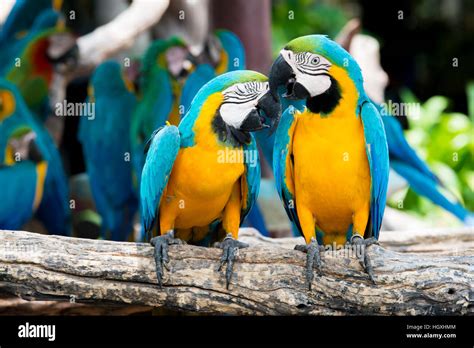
<box><xmin>350</xmin><ymin>234</ymin><xmax>378</xmax><ymax>284</ymax></box>
<box><xmin>215</xmin><ymin>234</ymin><xmax>249</xmax><ymax>289</ymax></box>
<box><xmin>150</xmin><ymin>231</ymin><xmax>186</xmax><ymax>287</ymax></box>
<box><xmin>295</xmin><ymin>238</ymin><xmax>325</xmax><ymax>290</ymax></box>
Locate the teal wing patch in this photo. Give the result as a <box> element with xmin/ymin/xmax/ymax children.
<box><xmin>140</xmin><ymin>125</ymin><xmax>181</xmax><ymax>234</ymax></box>
<box><xmin>273</xmin><ymin>107</ymin><xmax>301</xmax><ymax>233</ymax></box>
<box><xmin>241</xmin><ymin>135</ymin><xmax>260</xmax><ymax>222</ymax></box>
<box><xmin>360</xmin><ymin>101</ymin><xmax>389</xmax><ymax>239</ymax></box>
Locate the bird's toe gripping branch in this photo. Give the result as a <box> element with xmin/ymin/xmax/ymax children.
<box><xmin>215</xmin><ymin>234</ymin><xmax>249</xmax><ymax>289</ymax></box>
<box><xmin>349</xmin><ymin>234</ymin><xmax>379</xmax><ymax>284</ymax></box>
<box><xmin>295</xmin><ymin>237</ymin><xmax>325</xmax><ymax>291</ymax></box>
<box><xmin>150</xmin><ymin>231</ymin><xmax>186</xmax><ymax>288</ymax></box>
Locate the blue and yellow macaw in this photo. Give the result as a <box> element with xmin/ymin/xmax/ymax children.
<box><xmin>78</xmin><ymin>61</ymin><xmax>138</xmax><ymax>241</ymax></box>
<box><xmin>269</xmin><ymin>35</ymin><xmax>389</xmax><ymax>288</ymax></box>
<box><xmin>140</xmin><ymin>70</ymin><xmax>280</xmax><ymax>288</ymax></box>
<box><xmin>179</xmin><ymin>30</ymin><xmax>272</xmax><ymax>236</ymax></box>
<box><xmin>379</xmin><ymin>109</ymin><xmax>473</xmax><ymax>225</ymax></box>
<box><xmin>0</xmin><ymin>79</ymin><xmax>70</xmax><ymax>234</ymax></box>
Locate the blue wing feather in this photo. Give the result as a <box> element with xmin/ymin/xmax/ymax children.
<box><xmin>273</xmin><ymin>107</ymin><xmax>302</xmax><ymax>233</ymax></box>
<box><xmin>140</xmin><ymin>126</ymin><xmax>181</xmax><ymax>234</ymax></box>
<box><xmin>360</xmin><ymin>101</ymin><xmax>389</xmax><ymax>239</ymax></box>
<box><xmin>241</xmin><ymin>135</ymin><xmax>260</xmax><ymax>222</ymax></box>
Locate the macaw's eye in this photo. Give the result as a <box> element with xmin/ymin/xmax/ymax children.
<box><xmin>311</xmin><ymin>57</ymin><xmax>320</xmax><ymax>65</ymax></box>
<box><xmin>0</xmin><ymin>90</ymin><xmax>16</xmax><ymax>122</ymax></box>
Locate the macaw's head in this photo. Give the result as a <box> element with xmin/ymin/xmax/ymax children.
<box><xmin>141</xmin><ymin>36</ymin><xmax>195</xmax><ymax>83</ymax></box>
<box><xmin>269</xmin><ymin>35</ymin><xmax>364</xmax><ymax>114</ymax></box>
<box><xmin>194</xmin><ymin>70</ymin><xmax>280</xmax><ymax>145</ymax></box>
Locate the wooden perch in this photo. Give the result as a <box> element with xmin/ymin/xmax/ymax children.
<box><xmin>0</xmin><ymin>228</ymin><xmax>472</xmax><ymax>315</ymax></box>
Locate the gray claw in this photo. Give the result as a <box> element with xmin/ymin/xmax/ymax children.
<box><xmin>294</xmin><ymin>238</ymin><xmax>324</xmax><ymax>291</ymax></box>
<box><xmin>215</xmin><ymin>234</ymin><xmax>248</xmax><ymax>289</ymax></box>
<box><xmin>350</xmin><ymin>234</ymin><xmax>377</xmax><ymax>284</ymax></box>
<box><xmin>150</xmin><ymin>231</ymin><xmax>185</xmax><ymax>288</ymax></box>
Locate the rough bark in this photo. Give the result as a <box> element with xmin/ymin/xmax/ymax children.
<box><xmin>0</xmin><ymin>228</ymin><xmax>472</xmax><ymax>315</ymax></box>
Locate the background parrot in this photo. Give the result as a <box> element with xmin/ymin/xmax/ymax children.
<box><xmin>0</xmin><ymin>78</ymin><xmax>70</xmax><ymax>234</ymax></box>
<box><xmin>2</xmin><ymin>7</ymin><xmax>69</xmax><ymax>121</ymax></box>
<box><xmin>269</xmin><ymin>35</ymin><xmax>389</xmax><ymax>289</ymax></box>
<box><xmin>140</xmin><ymin>70</ymin><xmax>279</xmax><ymax>288</ymax></box>
<box><xmin>130</xmin><ymin>36</ymin><xmax>193</xmax><ymax>186</ymax></box>
<box><xmin>78</xmin><ymin>61</ymin><xmax>138</xmax><ymax>241</ymax></box>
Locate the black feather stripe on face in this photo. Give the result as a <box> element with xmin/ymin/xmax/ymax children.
<box><xmin>212</xmin><ymin>109</ymin><xmax>250</xmax><ymax>147</ymax></box>
<box><xmin>305</xmin><ymin>76</ymin><xmax>342</xmax><ymax>115</ymax></box>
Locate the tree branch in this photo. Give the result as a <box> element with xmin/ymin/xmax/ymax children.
<box><xmin>0</xmin><ymin>228</ymin><xmax>472</xmax><ymax>315</ymax></box>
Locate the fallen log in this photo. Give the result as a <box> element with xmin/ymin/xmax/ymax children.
<box><xmin>0</xmin><ymin>228</ymin><xmax>472</xmax><ymax>315</ymax></box>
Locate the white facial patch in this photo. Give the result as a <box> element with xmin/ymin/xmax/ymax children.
<box><xmin>219</xmin><ymin>81</ymin><xmax>269</xmax><ymax>129</ymax></box>
<box><xmin>281</xmin><ymin>49</ymin><xmax>332</xmax><ymax>97</ymax></box>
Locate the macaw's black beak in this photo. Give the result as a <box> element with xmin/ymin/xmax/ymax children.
<box><xmin>239</xmin><ymin>90</ymin><xmax>282</xmax><ymax>134</ymax></box>
<box><xmin>269</xmin><ymin>53</ymin><xmax>310</xmax><ymax>101</ymax></box>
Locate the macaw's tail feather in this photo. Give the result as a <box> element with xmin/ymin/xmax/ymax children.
<box><xmin>391</xmin><ymin>160</ymin><xmax>471</xmax><ymax>223</ymax></box>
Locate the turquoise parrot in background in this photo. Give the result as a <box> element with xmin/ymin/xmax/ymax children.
<box><xmin>140</xmin><ymin>70</ymin><xmax>280</xmax><ymax>288</ymax></box>
<box><xmin>0</xmin><ymin>78</ymin><xmax>70</xmax><ymax>234</ymax></box>
<box><xmin>78</xmin><ymin>61</ymin><xmax>138</xmax><ymax>241</ymax></box>
<box><xmin>130</xmin><ymin>36</ymin><xmax>192</xmax><ymax>187</ymax></box>
<box><xmin>269</xmin><ymin>35</ymin><xmax>389</xmax><ymax>289</ymax></box>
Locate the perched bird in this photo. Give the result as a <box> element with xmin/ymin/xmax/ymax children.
<box><xmin>380</xmin><ymin>110</ymin><xmax>473</xmax><ymax>224</ymax></box>
<box><xmin>78</xmin><ymin>61</ymin><xmax>138</xmax><ymax>241</ymax></box>
<box><xmin>0</xmin><ymin>79</ymin><xmax>70</xmax><ymax>234</ymax></box>
<box><xmin>140</xmin><ymin>70</ymin><xmax>280</xmax><ymax>288</ymax></box>
<box><xmin>269</xmin><ymin>35</ymin><xmax>389</xmax><ymax>288</ymax></box>
<box><xmin>180</xmin><ymin>30</ymin><xmax>273</xmax><ymax>236</ymax></box>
